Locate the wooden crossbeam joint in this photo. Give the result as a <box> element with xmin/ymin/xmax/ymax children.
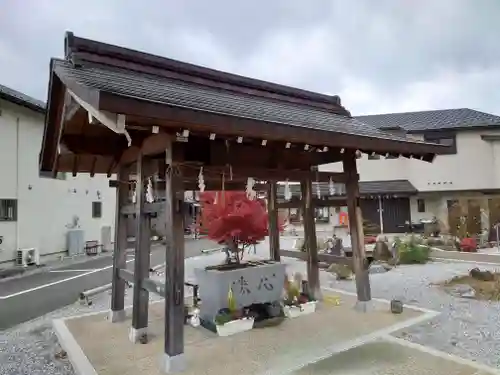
<box><xmin>120</xmin><ymin>202</ymin><xmax>162</xmax><ymax>217</ymax></box>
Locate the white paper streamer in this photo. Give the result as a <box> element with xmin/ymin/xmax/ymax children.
<box><xmin>284</xmin><ymin>180</ymin><xmax>292</xmax><ymax>201</ymax></box>
<box><xmin>132</xmin><ymin>182</ymin><xmax>137</xmax><ymax>204</ymax></box>
<box><xmin>246</xmin><ymin>177</ymin><xmax>257</xmax><ymax>200</ymax></box>
<box><xmin>329</xmin><ymin>177</ymin><xmax>336</xmax><ymax>196</ymax></box>
<box><xmin>146</xmin><ymin>178</ymin><xmax>154</xmax><ymax>203</ymax></box>
<box><xmin>198</xmin><ymin>167</ymin><xmax>205</xmax><ymax>192</ymax></box>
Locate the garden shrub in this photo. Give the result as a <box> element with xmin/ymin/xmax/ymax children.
<box><xmin>396</xmin><ymin>236</ymin><xmax>431</xmax><ymax>264</ymax></box>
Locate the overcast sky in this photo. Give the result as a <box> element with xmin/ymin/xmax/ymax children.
<box><xmin>1</xmin><ymin>0</ymin><xmax>499</xmax><ymax>115</ymax></box>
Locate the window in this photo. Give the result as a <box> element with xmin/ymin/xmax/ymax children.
<box><xmin>417</xmin><ymin>199</ymin><xmax>426</xmax><ymax>213</ymax></box>
<box><xmin>0</xmin><ymin>199</ymin><xmax>17</xmax><ymax>221</ymax></box>
<box><xmin>424</xmin><ymin>133</ymin><xmax>457</xmax><ymax>154</ymax></box>
<box><xmin>92</xmin><ymin>201</ymin><xmax>102</xmax><ymax>218</ymax></box>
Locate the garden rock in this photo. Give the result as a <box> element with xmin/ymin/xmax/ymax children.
<box><xmin>469</xmin><ymin>268</ymin><xmax>495</xmax><ymax>282</ymax></box>
<box><xmin>327</xmin><ymin>264</ymin><xmax>353</xmax><ymax>280</ymax></box>
<box><xmin>318</xmin><ymin>262</ymin><xmax>329</xmax><ymax>269</ymax></box>
<box><xmin>373</xmin><ymin>240</ymin><xmax>392</xmax><ymax>262</ymax></box>
<box><xmin>369</xmin><ymin>263</ymin><xmax>389</xmax><ymax>274</ymax></box>
<box><xmin>449</xmin><ymin>284</ymin><xmax>476</xmax><ymax>299</ymax></box>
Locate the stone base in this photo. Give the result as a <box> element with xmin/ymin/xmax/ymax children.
<box><xmin>129</xmin><ymin>327</ymin><xmax>148</xmax><ymax>343</ymax></box>
<box><xmin>354</xmin><ymin>300</ymin><xmax>374</xmax><ymax>313</ymax></box>
<box><xmin>160</xmin><ymin>353</ymin><xmax>186</xmax><ymax>373</ymax></box>
<box><xmin>109</xmin><ymin>310</ymin><xmax>126</xmax><ymax>323</ymax></box>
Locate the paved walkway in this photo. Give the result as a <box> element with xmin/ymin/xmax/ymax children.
<box><xmin>57</xmin><ymin>290</ymin><xmax>430</xmax><ymax>375</ymax></box>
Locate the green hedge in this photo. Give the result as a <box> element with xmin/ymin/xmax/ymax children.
<box><xmin>395</xmin><ymin>236</ymin><xmax>431</xmax><ymax>264</ymax></box>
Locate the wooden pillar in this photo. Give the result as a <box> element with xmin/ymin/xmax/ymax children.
<box><xmin>161</xmin><ymin>142</ymin><xmax>186</xmax><ymax>373</ymax></box>
<box><xmin>343</xmin><ymin>152</ymin><xmax>372</xmax><ymax>311</ymax></box>
<box><xmin>300</xmin><ymin>177</ymin><xmax>321</xmax><ymax>299</ymax></box>
<box><xmin>268</xmin><ymin>180</ymin><xmax>281</xmax><ymax>262</ymax></box>
<box><xmin>129</xmin><ymin>152</ymin><xmax>152</xmax><ymax>342</ymax></box>
<box><xmin>110</xmin><ymin>165</ymin><xmax>129</xmax><ymax>322</ymax></box>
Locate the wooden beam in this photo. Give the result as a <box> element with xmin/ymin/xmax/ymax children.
<box><xmin>64</xmin><ymin>96</ymin><xmax>81</xmax><ymax>122</ymax></box>
<box><xmin>301</xmin><ymin>177</ymin><xmax>321</xmax><ymax>300</ymax></box>
<box><xmin>110</xmin><ymin>166</ymin><xmax>130</xmax><ymax>322</ymax></box>
<box><xmin>130</xmin><ymin>152</ymin><xmax>152</xmax><ymax>342</ymax></box>
<box><xmin>162</xmin><ymin>139</ymin><xmax>186</xmax><ymax>372</ymax></box>
<box><xmin>177</xmin><ymin>166</ymin><xmax>348</xmax><ymax>183</ymax></box>
<box><xmin>207</xmin><ymin>139</ymin><xmax>342</xmax><ymax>170</ymax></box>
<box><xmin>118</xmin><ymin>269</ymin><xmax>166</xmax><ymax>297</ymax></box>
<box><xmin>99</xmin><ymin>91</ymin><xmax>443</xmax><ymax>160</ymax></box>
<box><xmin>62</xmin><ymin>134</ymin><xmax>126</xmax><ymax>156</ymax></box>
<box><xmin>268</xmin><ymin>181</ymin><xmax>280</xmax><ymax>262</ymax></box>
<box><xmin>141</xmin><ymin>132</ymin><xmax>174</xmax><ymax>156</ymax></box>
<box><xmin>280</xmin><ymin>250</ymin><xmax>353</xmax><ymax>267</ymax></box>
<box><xmin>120</xmin><ymin>201</ymin><xmax>163</xmax><ymax>216</ymax></box>
<box><xmin>277</xmin><ymin>197</ymin><xmax>347</xmax><ymax>208</ymax></box>
<box><xmin>343</xmin><ymin>151</ymin><xmax>372</xmax><ymax>309</ymax></box>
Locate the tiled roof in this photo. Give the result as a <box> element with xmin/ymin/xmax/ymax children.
<box><xmin>357</xmin><ymin>108</ymin><xmax>500</xmax><ymax>133</ymax></box>
<box><xmin>52</xmin><ymin>59</ymin><xmax>443</xmax><ymax>148</ymax></box>
<box><xmin>0</xmin><ymin>84</ymin><xmax>45</xmax><ymax>113</ymax></box>
<box><xmin>276</xmin><ymin>179</ymin><xmax>417</xmax><ymax>198</ymax></box>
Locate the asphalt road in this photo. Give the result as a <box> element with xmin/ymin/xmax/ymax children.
<box><xmin>0</xmin><ymin>239</ymin><xmax>219</xmax><ymax>330</ymax></box>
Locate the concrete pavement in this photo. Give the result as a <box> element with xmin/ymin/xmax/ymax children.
<box><xmin>0</xmin><ymin>239</ymin><xmax>219</xmax><ymax>330</ymax></box>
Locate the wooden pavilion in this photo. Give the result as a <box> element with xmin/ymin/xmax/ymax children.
<box><xmin>39</xmin><ymin>32</ymin><xmax>449</xmax><ymax>373</ymax></box>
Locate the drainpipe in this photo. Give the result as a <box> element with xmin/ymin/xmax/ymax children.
<box><xmin>377</xmin><ymin>195</ymin><xmax>384</xmax><ymax>234</ymax></box>
<box><xmin>15</xmin><ymin>117</ymin><xmax>20</xmax><ymax>252</ymax></box>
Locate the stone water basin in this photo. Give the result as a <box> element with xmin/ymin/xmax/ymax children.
<box><xmin>194</xmin><ymin>260</ymin><xmax>286</xmax><ymax>323</ymax></box>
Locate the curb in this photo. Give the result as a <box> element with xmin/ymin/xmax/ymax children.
<box><xmin>53</xmin><ymin>319</ymin><xmax>99</xmax><ymax>375</ymax></box>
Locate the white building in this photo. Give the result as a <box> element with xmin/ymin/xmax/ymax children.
<box><xmin>321</xmin><ymin>108</ymin><xmax>500</xmax><ymax>237</ymax></box>
<box><xmin>0</xmin><ymin>84</ymin><xmax>116</xmax><ymax>265</ymax></box>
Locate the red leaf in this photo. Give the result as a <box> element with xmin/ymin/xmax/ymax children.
<box><xmin>197</xmin><ymin>191</ymin><xmax>284</xmax><ymax>245</ymax></box>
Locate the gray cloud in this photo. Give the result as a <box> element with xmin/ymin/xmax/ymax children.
<box><xmin>1</xmin><ymin>0</ymin><xmax>499</xmax><ymax>116</ymax></box>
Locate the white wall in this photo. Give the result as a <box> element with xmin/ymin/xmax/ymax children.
<box><xmin>320</xmin><ymin>129</ymin><xmax>500</xmax><ymax>192</ymax></box>
<box><xmin>0</xmin><ymin>99</ymin><xmax>116</xmax><ymax>264</ymax></box>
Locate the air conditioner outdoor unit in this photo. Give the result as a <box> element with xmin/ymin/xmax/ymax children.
<box><xmin>16</xmin><ymin>248</ymin><xmax>40</xmax><ymax>267</ymax></box>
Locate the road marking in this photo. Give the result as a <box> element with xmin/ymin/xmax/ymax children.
<box><xmin>49</xmin><ymin>269</ymin><xmax>101</xmax><ymax>273</ymax></box>
<box><xmin>0</xmin><ymin>258</ymin><xmax>136</xmax><ymax>300</ymax></box>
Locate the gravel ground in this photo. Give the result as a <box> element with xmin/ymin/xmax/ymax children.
<box><xmin>2</xmin><ymin>242</ymin><xmax>500</xmax><ymax>374</ymax></box>
<box><xmin>322</xmin><ymin>260</ymin><xmax>500</xmax><ymax>369</ymax></box>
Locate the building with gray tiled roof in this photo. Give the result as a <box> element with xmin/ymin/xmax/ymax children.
<box><xmin>319</xmin><ymin>108</ymin><xmax>500</xmax><ymax>238</ymax></box>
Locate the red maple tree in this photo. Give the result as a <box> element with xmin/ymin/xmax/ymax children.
<box><xmin>197</xmin><ymin>191</ymin><xmax>283</xmax><ymax>262</ymax></box>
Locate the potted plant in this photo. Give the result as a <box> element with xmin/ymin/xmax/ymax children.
<box><xmin>282</xmin><ymin>273</ymin><xmax>317</xmax><ymax>318</ymax></box>
<box><xmin>214</xmin><ymin>287</ymin><xmax>254</xmax><ymax>336</ymax></box>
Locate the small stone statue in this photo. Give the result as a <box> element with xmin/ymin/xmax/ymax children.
<box><xmin>189</xmin><ymin>308</ymin><xmax>201</xmax><ymax>327</ymax></box>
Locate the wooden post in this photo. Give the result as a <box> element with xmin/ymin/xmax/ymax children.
<box><xmin>110</xmin><ymin>165</ymin><xmax>129</xmax><ymax>322</ymax></box>
<box><xmin>300</xmin><ymin>177</ymin><xmax>321</xmax><ymax>299</ymax></box>
<box><xmin>268</xmin><ymin>180</ymin><xmax>281</xmax><ymax>262</ymax></box>
<box><xmin>161</xmin><ymin>142</ymin><xmax>186</xmax><ymax>373</ymax></box>
<box><xmin>129</xmin><ymin>152</ymin><xmax>152</xmax><ymax>342</ymax></box>
<box><xmin>343</xmin><ymin>152</ymin><xmax>372</xmax><ymax>311</ymax></box>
